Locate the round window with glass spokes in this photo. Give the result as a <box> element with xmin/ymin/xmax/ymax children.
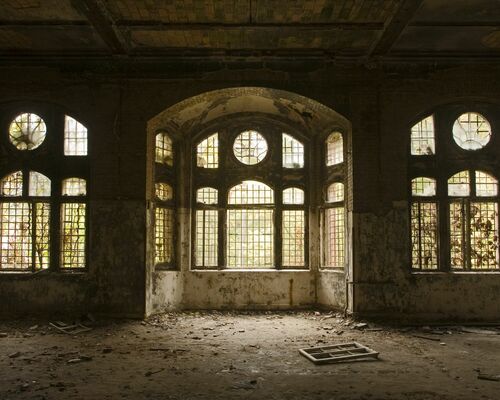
<box><xmin>233</xmin><ymin>130</ymin><xmax>268</xmax><ymax>165</ymax></box>
<box><xmin>9</xmin><ymin>113</ymin><xmax>47</xmax><ymax>150</ymax></box>
<box><xmin>452</xmin><ymin>112</ymin><xmax>491</xmax><ymax>150</ymax></box>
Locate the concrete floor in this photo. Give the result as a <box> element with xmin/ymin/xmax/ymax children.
<box><xmin>0</xmin><ymin>312</ymin><xmax>499</xmax><ymax>400</ymax></box>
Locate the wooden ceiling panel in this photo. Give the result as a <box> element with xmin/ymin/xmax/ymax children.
<box><xmin>412</xmin><ymin>0</ymin><xmax>500</xmax><ymax>24</ymax></box>
<box><xmin>0</xmin><ymin>0</ymin><xmax>86</xmax><ymax>21</ymax></box>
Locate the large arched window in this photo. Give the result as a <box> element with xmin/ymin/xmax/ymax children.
<box><xmin>409</xmin><ymin>106</ymin><xmax>500</xmax><ymax>271</ymax></box>
<box><xmin>193</xmin><ymin>122</ymin><xmax>307</xmax><ymax>269</ymax></box>
<box><xmin>0</xmin><ymin>109</ymin><xmax>89</xmax><ymax>272</ymax></box>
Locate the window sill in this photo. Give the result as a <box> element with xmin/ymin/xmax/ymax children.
<box><xmin>190</xmin><ymin>268</ymin><xmax>310</xmax><ymax>272</ymax></box>
<box><xmin>411</xmin><ymin>270</ymin><xmax>500</xmax><ymax>275</ymax></box>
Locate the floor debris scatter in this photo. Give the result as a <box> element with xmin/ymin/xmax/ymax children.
<box><xmin>0</xmin><ymin>311</ymin><xmax>499</xmax><ymax>399</ymax></box>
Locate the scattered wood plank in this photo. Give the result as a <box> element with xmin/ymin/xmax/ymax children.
<box><xmin>299</xmin><ymin>342</ymin><xmax>379</xmax><ymax>365</ymax></box>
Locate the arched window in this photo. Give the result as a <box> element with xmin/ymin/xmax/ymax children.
<box><xmin>326</xmin><ymin>132</ymin><xmax>343</xmax><ymax>166</ymax></box>
<box><xmin>0</xmin><ymin>109</ymin><xmax>89</xmax><ymax>272</ymax></box>
<box><xmin>193</xmin><ymin>124</ymin><xmax>307</xmax><ymax>269</ymax></box>
<box><xmin>409</xmin><ymin>109</ymin><xmax>499</xmax><ymax>272</ymax></box>
<box><xmin>153</xmin><ymin>131</ymin><xmax>176</xmax><ymax>268</ymax></box>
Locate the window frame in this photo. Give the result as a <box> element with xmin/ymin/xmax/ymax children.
<box><xmin>191</xmin><ymin>117</ymin><xmax>309</xmax><ymax>270</ymax></box>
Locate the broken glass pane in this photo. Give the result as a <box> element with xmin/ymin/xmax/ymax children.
<box><xmin>411</xmin><ymin>116</ymin><xmax>435</xmax><ymax>155</ymax></box>
<box><xmin>155</xmin><ymin>132</ymin><xmax>173</xmax><ymax>166</ymax></box>
<box><xmin>326</xmin><ymin>132</ymin><xmax>343</xmax><ymax>166</ymax></box>
<box><xmin>327</xmin><ymin>183</ymin><xmax>344</xmax><ymax>203</ymax></box>
<box><xmin>64</xmin><ymin>115</ymin><xmax>88</xmax><ymax>156</ymax></box>
<box><xmin>448</xmin><ymin>171</ymin><xmax>470</xmax><ymax>196</ymax></box>
<box><xmin>470</xmin><ymin>202</ymin><xmax>499</xmax><ymax>270</ymax></box>
<box><xmin>475</xmin><ymin>171</ymin><xmax>498</xmax><ymax>197</ymax></box>
<box><xmin>9</xmin><ymin>113</ymin><xmax>46</xmax><ymax>150</ymax></box>
<box><xmin>197</xmin><ymin>133</ymin><xmax>218</xmax><ymax>168</ymax></box>
<box><xmin>62</xmin><ymin>178</ymin><xmax>87</xmax><ymax>196</ymax></box>
<box><xmin>283</xmin><ymin>187</ymin><xmax>304</xmax><ymax>205</ymax></box>
<box><xmin>155</xmin><ymin>183</ymin><xmax>173</xmax><ymax>201</ymax></box>
<box><xmin>453</xmin><ymin>112</ymin><xmax>491</xmax><ymax>150</ymax></box>
<box><xmin>29</xmin><ymin>172</ymin><xmax>51</xmax><ymax>197</ymax></box>
<box><xmin>197</xmin><ymin>187</ymin><xmax>218</xmax><ymax>205</ymax></box>
<box><xmin>411</xmin><ymin>177</ymin><xmax>436</xmax><ymax>197</ymax></box>
<box><xmin>233</xmin><ymin>130</ymin><xmax>268</xmax><ymax>165</ymax></box>
<box><xmin>228</xmin><ymin>181</ymin><xmax>274</xmax><ymax>205</ymax></box>
<box><xmin>1</xmin><ymin>171</ymin><xmax>23</xmax><ymax>197</ymax></box>
<box><xmin>282</xmin><ymin>133</ymin><xmax>304</xmax><ymax>168</ymax></box>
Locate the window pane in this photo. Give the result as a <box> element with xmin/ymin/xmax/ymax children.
<box><xmin>155</xmin><ymin>183</ymin><xmax>173</xmax><ymax>201</ymax></box>
<box><xmin>327</xmin><ymin>183</ymin><xmax>344</xmax><ymax>203</ymax></box>
<box><xmin>197</xmin><ymin>187</ymin><xmax>218</xmax><ymax>205</ymax></box>
<box><xmin>449</xmin><ymin>201</ymin><xmax>465</xmax><ymax>269</ymax></box>
<box><xmin>453</xmin><ymin>112</ymin><xmax>491</xmax><ymax>150</ymax></box>
<box><xmin>227</xmin><ymin>209</ymin><xmax>273</xmax><ymax>268</ymax></box>
<box><xmin>195</xmin><ymin>210</ymin><xmax>218</xmax><ymax>267</ymax></box>
<box><xmin>61</xmin><ymin>203</ymin><xmax>86</xmax><ymax>268</ymax></box>
<box><xmin>0</xmin><ymin>202</ymin><xmax>31</xmax><ymax>269</ymax></box>
<box><xmin>448</xmin><ymin>171</ymin><xmax>470</xmax><ymax>196</ymax></box>
<box><xmin>326</xmin><ymin>132</ymin><xmax>343</xmax><ymax>166</ymax></box>
<box><xmin>34</xmin><ymin>203</ymin><xmax>50</xmax><ymax>270</ymax></box>
<box><xmin>228</xmin><ymin>180</ymin><xmax>273</xmax><ymax>205</ymax></box>
<box><xmin>283</xmin><ymin>187</ymin><xmax>304</xmax><ymax>205</ymax></box>
<box><xmin>476</xmin><ymin>171</ymin><xmax>498</xmax><ymax>197</ymax></box>
<box><xmin>325</xmin><ymin>207</ymin><xmax>344</xmax><ymax>268</ymax></box>
<box><xmin>233</xmin><ymin>130</ymin><xmax>268</xmax><ymax>165</ymax></box>
<box><xmin>411</xmin><ymin>177</ymin><xmax>436</xmax><ymax>197</ymax></box>
<box><xmin>155</xmin><ymin>207</ymin><xmax>174</xmax><ymax>265</ymax></box>
<box><xmin>64</xmin><ymin>115</ymin><xmax>88</xmax><ymax>156</ymax></box>
<box><xmin>197</xmin><ymin>133</ymin><xmax>218</xmax><ymax>168</ymax></box>
<box><xmin>470</xmin><ymin>202</ymin><xmax>499</xmax><ymax>270</ymax></box>
<box><xmin>1</xmin><ymin>171</ymin><xmax>23</xmax><ymax>197</ymax></box>
<box><xmin>411</xmin><ymin>116</ymin><xmax>435</xmax><ymax>155</ymax></box>
<box><xmin>29</xmin><ymin>172</ymin><xmax>51</xmax><ymax>197</ymax></box>
<box><xmin>62</xmin><ymin>178</ymin><xmax>87</xmax><ymax>196</ymax></box>
<box><xmin>282</xmin><ymin>133</ymin><xmax>304</xmax><ymax>168</ymax></box>
<box><xmin>155</xmin><ymin>132</ymin><xmax>173</xmax><ymax>166</ymax></box>
<box><xmin>411</xmin><ymin>202</ymin><xmax>438</xmax><ymax>270</ymax></box>
<box><xmin>282</xmin><ymin>210</ymin><xmax>305</xmax><ymax>267</ymax></box>
<box><xmin>9</xmin><ymin>113</ymin><xmax>46</xmax><ymax>151</ymax></box>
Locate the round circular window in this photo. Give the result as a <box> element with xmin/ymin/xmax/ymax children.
<box><xmin>452</xmin><ymin>112</ymin><xmax>491</xmax><ymax>150</ymax></box>
<box><xmin>9</xmin><ymin>113</ymin><xmax>47</xmax><ymax>150</ymax></box>
<box><xmin>233</xmin><ymin>130</ymin><xmax>268</xmax><ymax>165</ymax></box>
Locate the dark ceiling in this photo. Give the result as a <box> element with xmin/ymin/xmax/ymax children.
<box><xmin>0</xmin><ymin>0</ymin><xmax>499</xmax><ymax>62</ymax></box>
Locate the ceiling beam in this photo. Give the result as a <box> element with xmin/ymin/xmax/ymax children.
<box><xmin>71</xmin><ymin>0</ymin><xmax>127</xmax><ymax>55</ymax></box>
<box><xmin>369</xmin><ymin>0</ymin><xmax>425</xmax><ymax>57</ymax></box>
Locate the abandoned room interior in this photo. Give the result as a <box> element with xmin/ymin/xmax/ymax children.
<box><xmin>0</xmin><ymin>0</ymin><xmax>499</xmax><ymax>399</ymax></box>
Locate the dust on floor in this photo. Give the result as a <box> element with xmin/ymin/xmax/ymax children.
<box><xmin>0</xmin><ymin>311</ymin><xmax>499</xmax><ymax>400</ymax></box>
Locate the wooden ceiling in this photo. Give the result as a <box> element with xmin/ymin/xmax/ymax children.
<box><xmin>0</xmin><ymin>0</ymin><xmax>499</xmax><ymax>61</ymax></box>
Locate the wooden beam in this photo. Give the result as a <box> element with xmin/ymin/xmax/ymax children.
<box><xmin>369</xmin><ymin>0</ymin><xmax>425</xmax><ymax>56</ymax></box>
<box><xmin>71</xmin><ymin>0</ymin><xmax>127</xmax><ymax>55</ymax></box>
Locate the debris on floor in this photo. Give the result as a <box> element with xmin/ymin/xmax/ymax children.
<box><xmin>477</xmin><ymin>373</ymin><xmax>500</xmax><ymax>382</ymax></box>
<box><xmin>299</xmin><ymin>342</ymin><xmax>379</xmax><ymax>365</ymax></box>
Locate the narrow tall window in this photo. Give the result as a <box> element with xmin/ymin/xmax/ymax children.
<box><xmin>64</xmin><ymin>116</ymin><xmax>88</xmax><ymax>156</ymax></box>
<box><xmin>410</xmin><ymin>177</ymin><xmax>438</xmax><ymax>270</ymax></box>
<box><xmin>61</xmin><ymin>178</ymin><xmax>87</xmax><ymax>268</ymax></box>
<box><xmin>0</xmin><ymin>171</ymin><xmax>51</xmax><ymax>271</ymax></box>
<box><xmin>448</xmin><ymin>170</ymin><xmax>499</xmax><ymax>270</ymax></box>
<box><xmin>324</xmin><ymin>183</ymin><xmax>345</xmax><ymax>268</ymax></box>
<box><xmin>155</xmin><ymin>132</ymin><xmax>173</xmax><ymax>166</ymax></box>
<box><xmin>282</xmin><ymin>134</ymin><xmax>304</xmax><ymax>168</ymax></box>
<box><xmin>154</xmin><ymin>183</ymin><xmax>174</xmax><ymax>266</ymax></box>
<box><xmin>326</xmin><ymin>132</ymin><xmax>343</xmax><ymax>166</ymax></box>
<box><xmin>282</xmin><ymin>187</ymin><xmax>305</xmax><ymax>267</ymax></box>
<box><xmin>411</xmin><ymin>115</ymin><xmax>435</xmax><ymax>155</ymax></box>
<box><xmin>227</xmin><ymin>181</ymin><xmax>274</xmax><ymax>268</ymax></box>
<box><xmin>197</xmin><ymin>133</ymin><xmax>218</xmax><ymax>168</ymax></box>
<box><xmin>195</xmin><ymin>187</ymin><xmax>218</xmax><ymax>268</ymax></box>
